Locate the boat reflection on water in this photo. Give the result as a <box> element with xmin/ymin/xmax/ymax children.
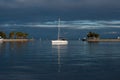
<box><xmin>52</xmin><ymin>45</ymin><xmax>68</xmax><ymax>72</ymax></box>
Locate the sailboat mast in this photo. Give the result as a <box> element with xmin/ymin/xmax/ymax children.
<box><xmin>58</xmin><ymin>18</ymin><xmax>60</xmax><ymax>40</ymax></box>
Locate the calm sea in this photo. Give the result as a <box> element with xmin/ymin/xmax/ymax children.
<box><xmin>0</xmin><ymin>40</ymin><xmax>120</xmax><ymax>80</ymax></box>
<box><xmin>0</xmin><ymin>20</ymin><xmax>120</xmax><ymax>80</ymax></box>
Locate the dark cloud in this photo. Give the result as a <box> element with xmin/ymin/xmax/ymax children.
<box><xmin>0</xmin><ymin>0</ymin><xmax>120</xmax><ymax>22</ymax></box>
<box><xmin>0</xmin><ymin>0</ymin><xmax>120</xmax><ymax>9</ymax></box>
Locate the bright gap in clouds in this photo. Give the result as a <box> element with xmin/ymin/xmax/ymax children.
<box><xmin>0</xmin><ymin>20</ymin><xmax>120</xmax><ymax>29</ymax></box>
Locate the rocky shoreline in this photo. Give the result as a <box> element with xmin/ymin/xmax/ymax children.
<box><xmin>87</xmin><ymin>39</ymin><xmax>120</xmax><ymax>42</ymax></box>
<box><xmin>2</xmin><ymin>39</ymin><xmax>34</xmax><ymax>42</ymax></box>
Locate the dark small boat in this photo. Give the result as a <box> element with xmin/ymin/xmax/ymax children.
<box><xmin>81</xmin><ymin>37</ymin><xmax>87</xmax><ymax>41</ymax></box>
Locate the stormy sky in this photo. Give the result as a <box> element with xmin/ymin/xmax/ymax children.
<box><xmin>0</xmin><ymin>0</ymin><xmax>120</xmax><ymax>22</ymax></box>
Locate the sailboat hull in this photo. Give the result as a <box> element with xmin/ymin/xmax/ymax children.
<box><xmin>52</xmin><ymin>40</ymin><xmax>68</xmax><ymax>45</ymax></box>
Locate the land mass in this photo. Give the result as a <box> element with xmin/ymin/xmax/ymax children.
<box><xmin>87</xmin><ymin>39</ymin><xmax>120</xmax><ymax>42</ymax></box>
<box><xmin>2</xmin><ymin>39</ymin><xmax>34</xmax><ymax>42</ymax></box>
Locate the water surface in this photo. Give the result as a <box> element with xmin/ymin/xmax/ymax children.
<box><xmin>0</xmin><ymin>41</ymin><xmax>120</xmax><ymax>80</ymax></box>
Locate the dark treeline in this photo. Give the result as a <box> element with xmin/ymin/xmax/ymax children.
<box><xmin>0</xmin><ymin>31</ymin><xmax>28</xmax><ymax>39</ymax></box>
<box><xmin>87</xmin><ymin>32</ymin><xmax>100</xmax><ymax>39</ymax></box>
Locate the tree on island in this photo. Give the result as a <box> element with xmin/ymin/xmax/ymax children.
<box><xmin>23</xmin><ymin>33</ymin><xmax>28</xmax><ymax>39</ymax></box>
<box><xmin>87</xmin><ymin>32</ymin><xmax>99</xmax><ymax>39</ymax></box>
<box><xmin>0</xmin><ymin>31</ymin><xmax>7</xmax><ymax>39</ymax></box>
<box><xmin>16</xmin><ymin>32</ymin><xmax>28</xmax><ymax>39</ymax></box>
<box><xmin>9</xmin><ymin>31</ymin><xmax>15</xmax><ymax>39</ymax></box>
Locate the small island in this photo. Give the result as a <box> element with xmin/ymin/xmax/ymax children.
<box><xmin>84</xmin><ymin>32</ymin><xmax>120</xmax><ymax>42</ymax></box>
<box><xmin>0</xmin><ymin>31</ymin><xmax>34</xmax><ymax>42</ymax></box>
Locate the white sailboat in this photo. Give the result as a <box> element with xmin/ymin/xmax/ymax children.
<box><xmin>52</xmin><ymin>18</ymin><xmax>68</xmax><ymax>45</ymax></box>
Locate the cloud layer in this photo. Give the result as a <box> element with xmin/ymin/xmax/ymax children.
<box><xmin>0</xmin><ymin>0</ymin><xmax>120</xmax><ymax>9</ymax></box>
<box><xmin>1</xmin><ymin>20</ymin><xmax>120</xmax><ymax>29</ymax></box>
<box><xmin>0</xmin><ymin>0</ymin><xmax>120</xmax><ymax>21</ymax></box>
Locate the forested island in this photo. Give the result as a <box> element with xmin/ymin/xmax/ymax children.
<box><xmin>0</xmin><ymin>31</ymin><xmax>33</xmax><ymax>42</ymax></box>
<box><xmin>86</xmin><ymin>32</ymin><xmax>120</xmax><ymax>42</ymax></box>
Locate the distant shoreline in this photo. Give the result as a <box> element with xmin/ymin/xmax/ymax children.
<box><xmin>87</xmin><ymin>39</ymin><xmax>120</xmax><ymax>42</ymax></box>
<box><xmin>2</xmin><ymin>39</ymin><xmax>34</xmax><ymax>42</ymax></box>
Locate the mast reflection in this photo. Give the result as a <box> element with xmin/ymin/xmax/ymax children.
<box><xmin>52</xmin><ymin>45</ymin><xmax>67</xmax><ymax>72</ymax></box>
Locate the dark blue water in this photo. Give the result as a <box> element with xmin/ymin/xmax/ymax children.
<box><xmin>0</xmin><ymin>41</ymin><xmax>120</xmax><ymax>80</ymax></box>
